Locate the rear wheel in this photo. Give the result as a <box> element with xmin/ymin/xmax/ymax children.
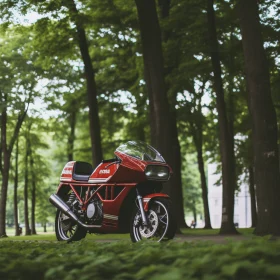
<box><xmin>130</xmin><ymin>198</ymin><xmax>176</xmax><ymax>242</ymax></box>
<box><xmin>55</xmin><ymin>209</ymin><xmax>87</xmax><ymax>242</ymax></box>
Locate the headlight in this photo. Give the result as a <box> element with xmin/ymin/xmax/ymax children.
<box><xmin>145</xmin><ymin>165</ymin><xmax>169</xmax><ymax>181</ymax></box>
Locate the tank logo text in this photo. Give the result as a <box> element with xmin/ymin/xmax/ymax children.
<box><xmin>99</xmin><ymin>169</ymin><xmax>110</xmax><ymax>174</ymax></box>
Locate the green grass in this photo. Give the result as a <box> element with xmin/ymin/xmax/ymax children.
<box><xmin>0</xmin><ymin>237</ymin><xmax>279</xmax><ymax>280</ymax></box>
<box><xmin>1</xmin><ymin>233</ymin><xmax>130</xmax><ymax>242</ymax></box>
<box><xmin>2</xmin><ymin>227</ymin><xmax>254</xmax><ymax>242</ymax></box>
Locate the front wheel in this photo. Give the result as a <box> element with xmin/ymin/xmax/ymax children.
<box><xmin>55</xmin><ymin>209</ymin><xmax>87</xmax><ymax>242</ymax></box>
<box><xmin>130</xmin><ymin>198</ymin><xmax>176</xmax><ymax>242</ymax></box>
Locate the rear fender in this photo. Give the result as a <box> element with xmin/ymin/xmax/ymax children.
<box><xmin>142</xmin><ymin>193</ymin><xmax>169</xmax><ymax>211</ymax></box>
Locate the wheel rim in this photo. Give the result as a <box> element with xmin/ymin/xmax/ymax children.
<box><xmin>133</xmin><ymin>200</ymin><xmax>169</xmax><ymax>242</ymax></box>
<box><xmin>57</xmin><ymin>211</ymin><xmax>78</xmax><ymax>241</ymax></box>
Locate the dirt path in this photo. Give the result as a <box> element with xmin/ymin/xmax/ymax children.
<box><xmin>91</xmin><ymin>234</ymin><xmax>254</xmax><ymax>244</ymax></box>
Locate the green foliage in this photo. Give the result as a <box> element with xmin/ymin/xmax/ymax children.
<box><xmin>0</xmin><ymin>238</ymin><xmax>280</xmax><ymax>279</ymax></box>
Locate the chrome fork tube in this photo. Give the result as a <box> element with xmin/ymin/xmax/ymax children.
<box><xmin>136</xmin><ymin>189</ymin><xmax>148</xmax><ymax>226</ymax></box>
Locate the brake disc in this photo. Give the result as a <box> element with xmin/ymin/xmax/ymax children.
<box><xmin>139</xmin><ymin>210</ymin><xmax>159</xmax><ymax>238</ymax></box>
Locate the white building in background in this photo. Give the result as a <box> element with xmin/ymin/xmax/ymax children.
<box><xmin>208</xmin><ymin>163</ymin><xmax>251</xmax><ymax>228</ymax></box>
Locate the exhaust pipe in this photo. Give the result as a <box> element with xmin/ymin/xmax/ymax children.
<box><xmin>49</xmin><ymin>194</ymin><xmax>101</xmax><ymax>229</ymax></box>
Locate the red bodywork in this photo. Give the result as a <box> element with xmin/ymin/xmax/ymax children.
<box><xmin>57</xmin><ymin>151</ymin><xmax>172</xmax><ymax>233</ymax></box>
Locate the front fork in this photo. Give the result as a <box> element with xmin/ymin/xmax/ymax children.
<box><xmin>136</xmin><ymin>188</ymin><xmax>148</xmax><ymax>226</ymax></box>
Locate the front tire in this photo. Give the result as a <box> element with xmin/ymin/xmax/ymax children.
<box><xmin>130</xmin><ymin>198</ymin><xmax>176</xmax><ymax>242</ymax></box>
<box><xmin>55</xmin><ymin>209</ymin><xmax>87</xmax><ymax>242</ymax></box>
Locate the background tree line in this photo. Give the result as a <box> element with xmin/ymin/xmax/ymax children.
<box><xmin>0</xmin><ymin>0</ymin><xmax>280</xmax><ymax>237</ymax></box>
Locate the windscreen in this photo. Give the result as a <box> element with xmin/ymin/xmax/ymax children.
<box><xmin>116</xmin><ymin>141</ymin><xmax>165</xmax><ymax>162</ymax></box>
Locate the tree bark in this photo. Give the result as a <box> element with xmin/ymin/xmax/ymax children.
<box><xmin>30</xmin><ymin>149</ymin><xmax>37</xmax><ymax>235</ymax></box>
<box><xmin>189</xmin><ymin>121</ymin><xmax>211</xmax><ymax>229</ymax></box>
<box><xmin>192</xmin><ymin>200</ymin><xmax>197</xmax><ymax>225</ymax></box>
<box><xmin>135</xmin><ymin>0</ymin><xmax>186</xmax><ymax>228</ymax></box>
<box><xmin>158</xmin><ymin>0</ymin><xmax>189</xmax><ymax>229</ymax></box>
<box><xmin>206</xmin><ymin>0</ymin><xmax>237</xmax><ymax>234</ymax></box>
<box><xmin>238</xmin><ymin>0</ymin><xmax>280</xmax><ymax>235</ymax></box>
<box><xmin>68</xmin><ymin>109</ymin><xmax>76</xmax><ymax>162</ymax></box>
<box><xmin>13</xmin><ymin>139</ymin><xmax>20</xmax><ymax>236</ymax></box>
<box><xmin>67</xmin><ymin>0</ymin><xmax>103</xmax><ymax>167</ymax></box>
<box><xmin>248</xmin><ymin>166</ymin><xmax>257</xmax><ymax>228</ymax></box>
<box><xmin>24</xmin><ymin>130</ymin><xmax>31</xmax><ymax>236</ymax></box>
<box><xmin>0</xmin><ymin>93</ymin><xmax>9</xmax><ymax>238</ymax></box>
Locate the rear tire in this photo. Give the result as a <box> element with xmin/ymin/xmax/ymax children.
<box><xmin>130</xmin><ymin>197</ymin><xmax>176</xmax><ymax>242</ymax></box>
<box><xmin>55</xmin><ymin>209</ymin><xmax>87</xmax><ymax>242</ymax></box>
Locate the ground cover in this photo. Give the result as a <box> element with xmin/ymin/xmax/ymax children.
<box><xmin>0</xmin><ymin>234</ymin><xmax>279</xmax><ymax>280</ymax></box>
<box><xmin>0</xmin><ymin>228</ymin><xmax>253</xmax><ymax>242</ymax></box>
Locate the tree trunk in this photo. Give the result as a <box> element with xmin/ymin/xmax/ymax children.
<box><xmin>0</xmin><ymin>93</ymin><xmax>9</xmax><ymax>238</ymax></box>
<box><xmin>197</xmin><ymin>146</ymin><xmax>212</xmax><ymax>229</ymax></box>
<box><xmin>13</xmin><ymin>139</ymin><xmax>20</xmax><ymax>236</ymax></box>
<box><xmin>192</xmin><ymin>200</ymin><xmax>197</xmax><ymax>225</ymax></box>
<box><xmin>30</xmin><ymin>149</ymin><xmax>37</xmax><ymax>235</ymax></box>
<box><xmin>67</xmin><ymin>0</ymin><xmax>103</xmax><ymax>167</ymax></box>
<box><xmin>24</xmin><ymin>133</ymin><xmax>31</xmax><ymax>236</ymax></box>
<box><xmin>189</xmin><ymin>95</ymin><xmax>212</xmax><ymax>229</ymax></box>
<box><xmin>169</xmin><ymin>113</ymin><xmax>186</xmax><ymax>228</ymax></box>
<box><xmin>157</xmin><ymin>0</ymin><xmax>187</xmax><ymax>228</ymax></box>
<box><xmin>237</xmin><ymin>0</ymin><xmax>280</xmax><ymax>235</ymax></box>
<box><xmin>0</xmin><ymin>160</ymin><xmax>10</xmax><ymax>238</ymax></box>
<box><xmin>43</xmin><ymin>223</ymin><xmax>47</xmax><ymax>233</ymax></box>
<box><xmin>206</xmin><ymin>0</ymin><xmax>237</xmax><ymax>234</ymax></box>
<box><xmin>68</xmin><ymin>109</ymin><xmax>76</xmax><ymax>162</ymax></box>
<box><xmin>135</xmin><ymin>0</ymin><xmax>186</xmax><ymax>229</ymax></box>
<box><xmin>248</xmin><ymin>166</ymin><xmax>257</xmax><ymax>228</ymax></box>
<box><xmin>0</xmin><ymin>93</ymin><xmax>28</xmax><ymax>238</ymax></box>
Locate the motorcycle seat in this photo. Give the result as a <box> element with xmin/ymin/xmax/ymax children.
<box><xmin>72</xmin><ymin>161</ymin><xmax>93</xmax><ymax>181</ymax></box>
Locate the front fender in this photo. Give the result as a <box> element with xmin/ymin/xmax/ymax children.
<box><xmin>142</xmin><ymin>193</ymin><xmax>169</xmax><ymax>211</ymax></box>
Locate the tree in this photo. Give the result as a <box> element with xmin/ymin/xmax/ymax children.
<box><xmin>237</xmin><ymin>0</ymin><xmax>280</xmax><ymax>235</ymax></box>
<box><xmin>65</xmin><ymin>0</ymin><xmax>103</xmax><ymax>167</ymax></box>
<box><xmin>0</xmin><ymin>26</ymin><xmax>36</xmax><ymax>237</ymax></box>
<box><xmin>189</xmin><ymin>93</ymin><xmax>212</xmax><ymax>229</ymax></box>
<box><xmin>23</xmin><ymin>124</ymin><xmax>31</xmax><ymax>236</ymax></box>
<box><xmin>158</xmin><ymin>0</ymin><xmax>188</xmax><ymax>229</ymax></box>
<box><xmin>206</xmin><ymin>0</ymin><xmax>237</xmax><ymax>234</ymax></box>
<box><xmin>29</xmin><ymin>148</ymin><xmax>37</xmax><ymax>235</ymax></box>
<box><xmin>13</xmin><ymin>139</ymin><xmax>20</xmax><ymax>236</ymax></box>
<box><xmin>134</xmin><ymin>0</ymin><xmax>186</xmax><ymax>228</ymax></box>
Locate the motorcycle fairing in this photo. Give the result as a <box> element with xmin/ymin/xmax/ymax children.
<box><xmin>88</xmin><ymin>161</ymin><xmax>119</xmax><ymax>183</ymax></box>
<box><xmin>60</xmin><ymin>161</ymin><xmax>75</xmax><ymax>182</ymax></box>
<box><xmin>142</xmin><ymin>193</ymin><xmax>170</xmax><ymax>211</ymax></box>
<box><xmin>60</xmin><ymin>151</ymin><xmax>171</xmax><ymax>184</ymax></box>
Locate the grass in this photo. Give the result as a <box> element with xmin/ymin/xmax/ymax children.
<box><xmin>1</xmin><ymin>233</ymin><xmax>130</xmax><ymax>242</ymax></box>
<box><xmin>1</xmin><ymin>228</ymin><xmax>255</xmax><ymax>242</ymax></box>
<box><xmin>0</xmin><ymin>237</ymin><xmax>279</xmax><ymax>280</ymax></box>
<box><xmin>0</xmin><ymin>228</ymin><xmax>254</xmax><ymax>242</ymax></box>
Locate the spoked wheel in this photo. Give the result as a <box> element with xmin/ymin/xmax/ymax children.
<box><xmin>130</xmin><ymin>198</ymin><xmax>176</xmax><ymax>242</ymax></box>
<box><xmin>55</xmin><ymin>209</ymin><xmax>87</xmax><ymax>242</ymax></box>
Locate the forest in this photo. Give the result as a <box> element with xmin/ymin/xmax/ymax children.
<box><xmin>0</xmin><ymin>0</ymin><xmax>280</xmax><ymax>239</ymax></box>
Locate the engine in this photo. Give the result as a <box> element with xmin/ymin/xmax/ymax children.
<box><xmin>85</xmin><ymin>197</ymin><xmax>103</xmax><ymax>224</ymax></box>
<box><xmin>67</xmin><ymin>192</ymin><xmax>103</xmax><ymax>225</ymax></box>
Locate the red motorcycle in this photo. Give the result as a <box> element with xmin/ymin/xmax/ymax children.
<box><xmin>49</xmin><ymin>141</ymin><xmax>176</xmax><ymax>242</ymax></box>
